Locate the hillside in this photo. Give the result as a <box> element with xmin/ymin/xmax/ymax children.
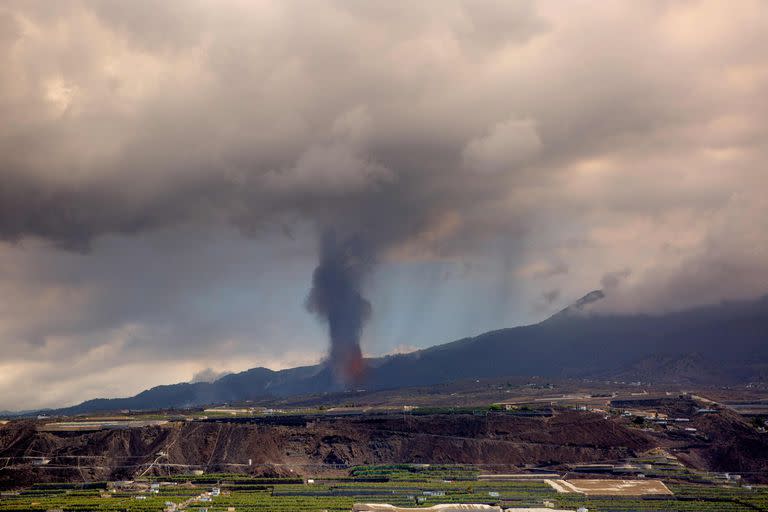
<box><xmin>4</xmin><ymin>399</ymin><xmax>768</xmax><ymax>489</ymax></box>
<box><xmin>34</xmin><ymin>292</ymin><xmax>768</xmax><ymax>415</ymax></box>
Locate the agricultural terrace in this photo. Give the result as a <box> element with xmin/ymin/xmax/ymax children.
<box><xmin>0</xmin><ymin>465</ymin><xmax>767</xmax><ymax>511</ymax></box>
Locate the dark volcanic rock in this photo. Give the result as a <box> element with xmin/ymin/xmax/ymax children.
<box><xmin>0</xmin><ymin>412</ymin><xmax>652</xmax><ymax>489</ymax></box>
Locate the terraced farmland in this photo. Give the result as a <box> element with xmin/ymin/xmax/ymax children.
<box><xmin>1</xmin><ymin>465</ymin><xmax>767</xmax><ymax>511</ymax></box>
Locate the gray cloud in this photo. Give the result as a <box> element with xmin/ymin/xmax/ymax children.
<box><xmin>0</xmin><ymin>0</ymin><xmax>767</xmax><ymax>408</ymax></box>
<box><xmin>542</xmin><ymin>288</ymin><xmax>560</xmax><ymax>305</ymax></box>
<box><xmin>531</xmin><ymin>261</ymin><xmax>570</xmax><ymax>280</ymax></box>
<box><xmin>0</xmin><ymin>0</ymin><xmax>550</xmax><ymax>256</ymax></box>
<box><xmin>601</xmin><ymin>268</ymin><xmax>632</xmax><ymax>291</ymax></box>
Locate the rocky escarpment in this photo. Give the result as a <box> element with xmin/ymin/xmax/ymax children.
<box><xmin>0</xmin><ymin>412</ymin><xmax>652</xmax><ymax>488</ymax></box>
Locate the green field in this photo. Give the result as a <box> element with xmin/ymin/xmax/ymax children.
<box><xmin>1</xmin><ymin>465</ymin><xmax>767</xmax><ymax>511</ymax></box>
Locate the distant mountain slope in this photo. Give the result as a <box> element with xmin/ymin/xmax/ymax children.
<box><xmin>362</xmin><ymin>293</ymin><xmax>768</xmax><ymax>389</ymax></box>
<box><xmin>600</xmin><ymin>352</ymin><xmax>729</xmax><ymax>385</ymax></box>
<box><xmin>44</xmin><ymin>291</ymin><xmax>768</xmax><ymax>415</ymax></box>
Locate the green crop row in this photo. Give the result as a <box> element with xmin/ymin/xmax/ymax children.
<box><xmin>2</xmin><ymin>466</ymin><xmax>767</xmax><ymax>511</ymax></box>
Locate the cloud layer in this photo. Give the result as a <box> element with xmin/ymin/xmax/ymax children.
<box><xmin>0</xmin><ymin>0</ymin><xmax>767</xmax><ymax>409</ymax></box>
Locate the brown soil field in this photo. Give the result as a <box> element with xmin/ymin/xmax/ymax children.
<box><xmin>548</xmin><ymin>478</ymin><xmax>672</xmax><ymax>496</ymax></box>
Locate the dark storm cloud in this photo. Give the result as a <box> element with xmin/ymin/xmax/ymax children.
<box><xmin>0</xmin><ymin>0</ymin><xmax>551</xmax><ymax>256</ymax></box>
<box><xmin>1</xmin><ymin>0</ymin><xmax>768</xmax><ymax>409</ymax></box>
<box><xmin>3</xmin><ymin>0</ymin><xmax>763</xmax><ymax>261</ymax></box>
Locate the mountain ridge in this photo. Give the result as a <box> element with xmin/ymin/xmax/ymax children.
<box><xmin>16</xmin><ymin>291</ymin><xmax>768</xmax><ymax>416</ymax></box>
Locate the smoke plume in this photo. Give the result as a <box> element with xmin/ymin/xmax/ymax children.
<box><xmin>306</xmin><ymin>231</ymin><xmax>373</xmax><ymax>383</ymax></box>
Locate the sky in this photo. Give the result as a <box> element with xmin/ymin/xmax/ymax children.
<box><xmin>0</xmin><ymin>0</ymin><xmax>767</xmax><ymax>410</ymax></box>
